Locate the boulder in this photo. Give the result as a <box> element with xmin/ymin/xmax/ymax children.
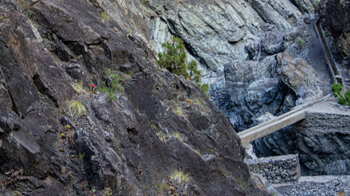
<box><xmin>276</xmin><ymin>52</ymin><xmax>323</xmax><ymax>104</ymax></box>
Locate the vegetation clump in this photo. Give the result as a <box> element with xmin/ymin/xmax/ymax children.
<box><xmin>101</xmin><ymin>12</ymin><xmax>109</xmax><ymax>21</ymax></box>
<box><xmin>99</xmin><ymin>69</ymin><xmax>125</xmax><ymax>100</ymax></box>
<box><xmin>297</xmin><ymin>37</ymin><xmax>305</xmax><ymax>47</ymax></box>
<box><xmin>68</xmin><ymin>100</ymin><xmax>86</xmax><ymax>116</ymax></box>
<box><xmin>170</xmin><ymin>170</ymin><xmax>190</xmax><ymax>183</ymax></box>
<box><xmin>72</xmin><ymin>81</ymin><xmax>85</xmax><ymax>94</ymax></box>
<box><xmin>157</xmin><ymin>36</ymin><xmax>209</xmax><ymax>94</ymax></box>
<box><xmin>332</xmin><ymin>83</ymin><xmax>350</xmax><ymax>105</ymax></box>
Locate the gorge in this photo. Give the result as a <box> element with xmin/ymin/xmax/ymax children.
<box><xmin>0</xmin><ymin>0</ymin><xmax>349</xmax><ymax>195</ymax></box>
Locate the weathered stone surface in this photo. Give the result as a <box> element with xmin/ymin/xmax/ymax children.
<box><xmin>217</xmin><ymin>56</ymin><xmax>296</xmax><ymax>131</ymax></box>
<box><xmin>0</xmin><ymin>0</ymin><xmax>270</xmax><ymax>195</ymax></box>
<box><xmin>145</xmin><ymin>0</ymin><xmax>306</xmax><ymax>73</ymax></box>
<box><xmin>292</xmin><ymin>0</ymin><xmax>320</xmax><ymax>13</ymax></box>
<box><xmin>276</xmin><ymin>52</ymin><xmax>323</xmax><ymax>104</ymax></box>
<box><xmin>319</xmin><ymin>0</ymin><xmax>350</xmax><ymax>58</ymax></box>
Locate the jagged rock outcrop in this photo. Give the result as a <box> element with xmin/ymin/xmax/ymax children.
<box><xmin>147</xmin><ymin>0</ymin><xmax>306</xmax><ymax>74</ymax></box>
<box><xmin>254</xmin><ymin>109</ymin><xmax>350</xmax><ymax>176</ymax></box>
<box><xmin>295</xmin><ymin>112</ymin><xmax>350</xmax><ymax>175</ymax></box>
<box><xmin>252</xmin><ymin>0</ymin><xmax>349</xmax><ymax>163</ymax></box>
<box><xmin>319</xmin><ymin>0</ymin><xmax>350</xmax><ymax>59</ymax></box>
<box><xmin>276</xmin><ymin>52</ymin><xmax>323</xmax><ymax>104</ymax></box>
<box><xmin>211</xmin><ymin>16</ymin><xmax>328</xmax><ymax>132</ymax></box>
<box><xmin>0</xmin><ymin>0</ymin><xmax>270</xmax><ymax>195</ymax></box>
<box><xmin>293</xmin><ymin>0</ymin><xmax>321</xmax><ymax>13</ymax></box>
<box><xmin>220</xmin><ymin>56</ymin><xmax>296</xmax><ymax>131</ymax></box>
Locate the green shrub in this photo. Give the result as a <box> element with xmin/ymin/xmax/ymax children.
<box><xmin>332</xmin><ymin>83</ymin><xmax>350</xmax><ymax>105</ymax></box>
<box><xmin>157</xmin><ymin>36</ymin><xmax>209</xmax><ymax>94</ymax></box>
<box><xmin>99</xmin><ymin>69</ymin><xmax>125</xmax><ymax>100</ymax></box>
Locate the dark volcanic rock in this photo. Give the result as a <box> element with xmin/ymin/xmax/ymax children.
<box><xmin>0</xmin><ymin>0</ymin><xmax>269</xmax><ymax>195</ymax></box>
<box><xmin>219</xmin><ymin>56</ymin><xmax>296</xmax><ymax>131</ymax></box>
<box><xmin>319</xmin><ymin>0</ymin><xmax>350</xmax><ymax>58</ymax></box>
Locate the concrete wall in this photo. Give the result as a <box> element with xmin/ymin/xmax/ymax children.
<box><xmin>245</xmin><ymin>154</ymin><xmax>301</xmax><ymax>183</ymax></box>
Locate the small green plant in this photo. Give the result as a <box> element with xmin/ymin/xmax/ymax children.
<box><xmin>60</xmin><ymin>133</ymin><xmax>66</xmax><ymax>138</ymax></box>
<box><xmin>139</xmin><ymin>0</ymin><xmax>149</xmax><ymax>4</ymax></box>
<box><xmin>0</xmin><ymin>16</ymin><xmax>5</xmax><ymax>23</ymax></box>
<box><xmin>169</xmin><ymin>132</ymin><xmax>183</xmax><ymax>141</ymax></box>
<box><xmin>103</xmin><ymin>187</ymin><xmax>112</xmax><ymax>196</ymax></box>
<box><xmin>173</xmin><ymin>107</ymin><xmax>184</xmax><ymax>116</ymax></box>
<box><xmin>170</xmin><ymin>170</ymin><xmax>190</xmax><ymax>183</ymax></box>
<box><xmin>219</xmin><ymin>166</ymin><xmax>232</xmax><ymax>177</ymax></box>
<box><xmin>156</xmin><ymin>131</ymin><xmax>167</xmax><ymax>142</ymax></box>
<box><xmin>324</xmin><ymin>31</ymin><xmax>330</xmax><ymax>37</ymax></box>
<box><xmin>68</xmin><ymin>100</ymin><xmax>86</xmax><ymax>116</ymax></box>
<box><xmin>101</xmin><ymin>12</ymin><xmax>109</xmax><ymax>21</ymax></box>
<box><xmin>297</xmin><ymin>37</ymin><xmax>305</xmax><ymax>47</ymax></box>
<box><xmin>156</xmin><ymin>131</ymin><xmax>183</xmax><ymax>143</ymax></box>
<box><xmin>99</xmin><ymin>69</ymin><xmax>125</xmax><ymax>100</ymax></box>
<box><xmin>157</xmin><ymin>36</ymin><xmax>209</xmax><ymax>94</ymax></box>
<box><xmin>151</xmin><ymin>123</ymin><xmax>157</xmax><ymax>130</ymax></box>
<box><xmin>72</xmin><ymin>81</ymin><xmax>85</xmax><ymax>94</ymax></box>
<box><xmin>79</xmin><ymin>152</ymin><xmax>85</xmax><ymax>160</ymax></box>
<box><xmin>332</xmin><ymin>83</ymin><xmax>350</xmax><ymax>105</ymax></box>
<box><xmin>237</xmin><ymin>177</ymin><xmax>247</xmax><ymax>191</ymax></box>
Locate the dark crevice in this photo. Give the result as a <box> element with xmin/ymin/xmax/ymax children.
<box><xmin>8</xmin><ymin>91</ymin><xmax>20</xmax><ymax>117</ymax></box>
<box><xmin>62</xmin><ymin>41</ymin><xmax>86</xmax><ymax>56</ymax></box>
<box><xmin>0</xmin><ymin>68</ymin><xmax>20</xmax><ymax>116</ymax></box>
<box><xmin>32</xmin><ymin>74</ymin><xmax>59</xmax><ymax>107</ymax></box>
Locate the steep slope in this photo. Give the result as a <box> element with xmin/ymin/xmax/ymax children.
<box><xmin>0</xmin><ymin>0</ymin><xmax>269</xmax><ymax>195</ymax></box>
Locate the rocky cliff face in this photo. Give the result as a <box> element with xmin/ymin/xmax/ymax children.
<box><xmin>0</xmin><ymin>0</ymin><xmax>271</xmax><ymax>195</ymax></box>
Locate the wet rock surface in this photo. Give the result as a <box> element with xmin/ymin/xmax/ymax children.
<box><xmin>0</xmin><ymin>0</ymin><xmax>271</xmax><ymax>195</ymax></box>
